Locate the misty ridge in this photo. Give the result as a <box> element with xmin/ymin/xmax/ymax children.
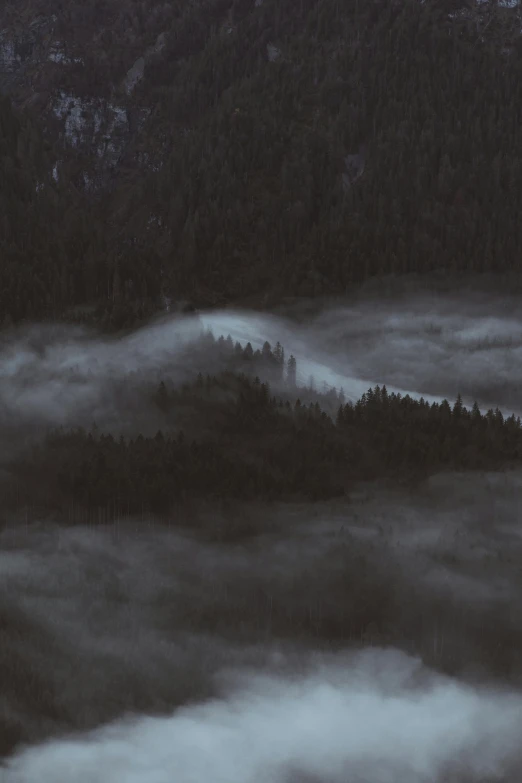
<box><xmin>2</xmin><ymin>287</ymin><xmax>522</xmax><ymax>781</ymax></box>
<box><xmin>3</xmin><ymin>283</ymin><xmax>522</xmax><ymax>437</ymax></box>
<box><xmin>2</xmin><ymin>288</ymin><xmax>522</xmax><ymax>512</ymax></box>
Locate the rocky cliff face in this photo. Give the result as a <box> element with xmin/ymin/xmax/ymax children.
<box><xmin>1</xmin><ymin>0</ymin><xmax>520</xmax><ymax>198</ymax></box>
<box><xmin>0</xmin><ymin>1</ymin><xmax>175</xmax><ymax>192</ymax></box>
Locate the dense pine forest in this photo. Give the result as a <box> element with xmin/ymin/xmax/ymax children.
<box><xmin>3</xmin><ymin>333</ymin><xmax>522</xmax><ymax>523</ymax></box>
<box><xmin>3</xmin><ymin>2</ymin><xmax>522</xmax><ymax>779</ymax></box>
<box><xmin>2</xmin><ymin>0</ymin><xmax>522</xmax><ymax>325</ymax></box>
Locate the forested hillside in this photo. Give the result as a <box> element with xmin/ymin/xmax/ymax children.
<box><xmin>1</xmin><ymin>0</ymin><xmax>522</xmax><ymax>323</ymax></box>
<box><xmin>0</xmin><ymin>94</ymin><xmax>106</xmax><ymax>324</ymax></box>
<box><xmin>4</xmin><ymin>334</ymin><xmax>522</xmax><ymax>521</ymax></box>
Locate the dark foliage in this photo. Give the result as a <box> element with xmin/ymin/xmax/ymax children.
<box><xmin>6</xmin><ymin>336</ymin><xmax>522</xmax><ymax>519</ymax></box>
<box><xmin>1</xmin><ymin>0</ymin><xmax>522</xmax><ymax>323</ymax></box>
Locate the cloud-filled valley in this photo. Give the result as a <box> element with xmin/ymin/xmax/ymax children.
<box><xmin>2</xmin><ymin>286</ymin><xmax>522</xmax><ymax>781</ymax></box>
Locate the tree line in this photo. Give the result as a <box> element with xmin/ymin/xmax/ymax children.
<box><xmin>5</xmin><ymin>333</ymin><xmax>522</xmax><ymax>520</ymax></box>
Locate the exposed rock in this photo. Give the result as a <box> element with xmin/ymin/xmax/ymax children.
<box><xmin>342</xmin><ymin>147</ymin><xmax>366</xmax><ymax>192</ymax></box>
<box><xmin>123</xmin><ymin>32</ymin><xmax>168</xmax><ymax>96</ymax></box>
<box><xmin>267</xmin><ymin>43</ymin><xmax>282</xmax><ymax>62</ymax></box>
<box><xmin>0</xmin><ymin>6</ymin><xmax>169</xmax><ymax>193</ymax></box>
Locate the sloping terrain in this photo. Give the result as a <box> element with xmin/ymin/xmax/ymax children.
<box><xmin>0</xmin><ymin>93</ymin><xmax>98</xmax><ymax>324</ymax></box>
<box><xmin>1</xmin><ymin>0</ymin><xmax>521</xmax><ymax>322</ymax></box>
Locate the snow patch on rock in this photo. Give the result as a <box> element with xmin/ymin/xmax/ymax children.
<box><xmin>267</xmin><ymin>43</ymin><xmax>282</xmax><ymax>62</ymax></box>
<box><xmin>48</xmin><ymin>43</ymin><xmax>84</xmax><ymax>64</ymax></box>
<box><xmin>123</xmin><ymin>31</ymin><xmax>168</xmax><ymax>95</ymax></box>
<box><xmin>342</xmin><ymin>149</ymin><xmax>366</xmax><ymax>193</ymax></box>
<box><xmin>124</xmin><ymin>57</ymin><xmax>145</xmax><ymax>95</ymax></box>
<box><xmin>52</xmin><ymin>92</ymin><xmax>129</xmax><ymax>169</ymax></box>
<box><xmin>0</xmin><ymin>35</ymin><xmax>18</xmax><ymax>71</ymax></box>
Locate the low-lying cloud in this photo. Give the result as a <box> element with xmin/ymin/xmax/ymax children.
<box><xmin>2</xmin><ymin>284</ymin><xmax>522</xmax><ymax>460</ymax></box>
<box><xmin>3</xmin><ymin>648</ymin><xmax>522</xmax><ymax>783</ymax></box>
<box><xmin>2</xmin><ymin>472</ymin><xmax>522</xmax><ymax>765</ymax></box>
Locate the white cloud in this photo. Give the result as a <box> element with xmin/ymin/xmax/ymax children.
<box><xmin>3</xmin><ymin>648</ymin><xmax>522</xmax><ymax>783</ymax></box>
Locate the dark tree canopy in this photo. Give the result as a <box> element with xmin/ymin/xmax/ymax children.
<box><xmin>1</xmin><ymin>0</ymin><xmax>521</xmax><ymax>324</ymax></box>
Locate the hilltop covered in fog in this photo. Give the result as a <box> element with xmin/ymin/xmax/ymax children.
<box><xmin>2</xmin><ymin>292</ymin><xmax>522</xmax><ymax>518</ymax></box>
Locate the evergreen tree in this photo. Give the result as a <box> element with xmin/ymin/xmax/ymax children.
<box><xmin>287</xmin><ymin>354</ymin><xmax>297</xmax><ymax>388</ymax></box>
<box><xmin>453</xmin><ymin>392</ymin><xmax>464</xmax><ymax>418</ymax></box>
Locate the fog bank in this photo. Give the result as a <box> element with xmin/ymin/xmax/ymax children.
<box><xmin>3</xmin><ymin>647</ymin><xmax>522</xmax><ymax>783</ymax></box>
<box><xmin>2</xmin><ymin>286</ymin><xmax>522</xmax><ymax>459</ymax></box>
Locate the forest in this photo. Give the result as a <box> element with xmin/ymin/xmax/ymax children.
<box><xmin>3</xmin><ymin>333</ymin><xmax>521</xmax><ymax>523</ymax></box>
<box><xmin>1</xmin><ymin>0</ymin><xmax>522</xmax><ymax>325</ymax></box>
<box><xmin>2</xmin><ymin>0</ymin><xmax>522</xmax><ymax>778</ymax></box>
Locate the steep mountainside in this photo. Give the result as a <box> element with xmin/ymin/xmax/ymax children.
<box><xmin>1</xmin><ymin>0</ymin><xmax>522</xmax><ymax>324</ymax></box>
<box><xmin>0</xmin><ymin>0</ymin><xmax>172</xmax><ymax>189</ymax></box>
<box><xmin>0</xmin><ymin>93</ymin><xmax>98</xmax><ymax>324</ymax></box>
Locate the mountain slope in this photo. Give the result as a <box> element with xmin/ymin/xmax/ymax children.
<box><xmin>0</xmin><ymin>93</ymin><xmax>85</xmax><ymax>324</ymax></box>
<box><xmin>1</xmin><ymin>0</ymin><xmax>521</xmax><ymax>321</ymax></box>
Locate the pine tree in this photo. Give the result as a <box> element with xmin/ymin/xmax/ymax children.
<box><xmin>274</xmin><ymin>341</ymin><xmax>285</xmax><ymax>381</ymax></box>
<box><xmin>262</xmin><ymin>340</ymin><xmax>272</xmax><ymax>359</ymax></box>
<box><xmin>471</xmin><ymin>401</ymin><xmax>481</xmax><ymax>423</ymax></box>
<box><xmin>453</xmin><ymin>392</ymin><xmax>463</xmax><ymax>418</ymax></box>
<box><xmin>287</xmin><ymin>354</ymin><xmax>297</xmax><ymax>387</ymax></box>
